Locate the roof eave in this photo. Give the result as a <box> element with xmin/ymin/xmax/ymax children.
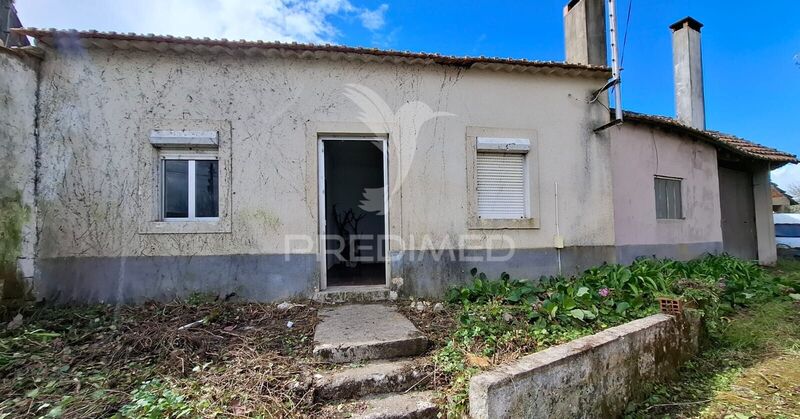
<box><xmin>622</xmin><ymin>112</ymin><xmax>798</xmax><ymax>165</ymax></box>
<box><xmin>13</xmin><ymin>28</ymin><xmax>612</xmax><ymax>79</ymax></box>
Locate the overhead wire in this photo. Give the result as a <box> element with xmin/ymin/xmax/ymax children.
<box><xmin>620</xmin><ymin>0</ymin><xmax>633</xmax><ymax>66</ymax></box>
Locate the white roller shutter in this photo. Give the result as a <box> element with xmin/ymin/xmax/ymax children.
<box><xmin>476</xmin><ymin>152</ymin><xmax>527</xmax><ymax>219</ymax></box>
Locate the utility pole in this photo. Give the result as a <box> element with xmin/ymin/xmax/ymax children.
<box><xmin>607</xmin><ymin>0</ymin><xmax>623</xmax><ymax>123</ymax></box>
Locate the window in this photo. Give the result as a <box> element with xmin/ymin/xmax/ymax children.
<box><xmin>140</xmin><ymin>125</ymin><xmax>230</xmax><ymax>234</ymax></box>
<box><xmin>655</xmin><ymin>176</ymin><xmax>683</xmax><ymax>219</ymax></box>
<box><xmin>162</xmin><ymin>156</ymin><xmax>219</xmax><ymax>220</ymax></box>
<box><xmin>476</xmin><ymin>138</ymin><xmax>530</xmax><ymax>219</ymax></box>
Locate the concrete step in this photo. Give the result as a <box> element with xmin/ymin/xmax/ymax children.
<box><xmin>314</xmin><ymin>359</ymin><xmax>431</xmax><ymax>402</ymax></box>
<box><xmin>314</xmin><ymin>286</ymin><xmax>397</xmax><ymax>304</ymax></box>
<box><xmin>313</xmin><ymin>304</ymin><xmax>429</xmax><ymax>364</ymax></box>
<box><xmin>352</xmin><ymin>391</ymin><xmax>439</xmax><ymax>419</ymax></box>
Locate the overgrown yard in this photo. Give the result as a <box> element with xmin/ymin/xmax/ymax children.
<box><xmin>0</xmin><ymin>298</ymin><xmax>322</xmax><ymax>418</ymax></box>
<box><xmin>424</xmin><ymin>256</ymin><xmax>800</xmax><ymax>416</ymax></box>
<box><xmin>1</xmin><ymin>256</ymin><xmax>798</xmax><ymax>418</ymax></box>
<box><xmin>629</xmin><ymin>260</ymin><xmax>800</xmax><ymax>418</ymax></box>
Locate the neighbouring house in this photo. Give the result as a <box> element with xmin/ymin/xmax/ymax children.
<box><xmin>771</xmin><ymin>183</ymin><xmax>797</xmax><ymax>213</ymax></box>
<box><xmin>0</xmin><ymin>0</ymin><xmax>796</xmax><ymax>304</ymax></box>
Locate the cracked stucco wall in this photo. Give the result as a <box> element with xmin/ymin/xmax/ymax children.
<box><xmin>33</xmin><ymin>45</ymin><xmax>615</xmax><ymax>301</ymax></box>
<box><xmin>0</xmin><ymin>49</ymin><xmax>37</xmax><ymax>300</ymax></box>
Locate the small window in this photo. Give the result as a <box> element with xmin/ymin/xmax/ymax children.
<box><xmin>477</xmin><ymin>151</ymin><xmax>528</xmax><ymax>219</ymax></box>
<box><xmin>655</xmin><ymin>176</ymin><xmax>682</xmax><ymax>219</ymax></box>
<box><xmin>162</xmin><ymin>156</ymin><xmax>219</xmax><ymax>221</ymax></box>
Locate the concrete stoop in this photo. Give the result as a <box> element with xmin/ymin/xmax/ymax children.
<box><xmin>313</xmin><ymin>304</ymin><xmax>428</xmax><ymax>364</ymax></box>
<box><xmin>315</xmin><ymin>359</ymin><xmax>431</xmax><ymax>401</ymax></box>
<box><xmin>313</xmin><ymin>304</ymin><xmax>438</xmax><ymax>418</ymax></box>
<box><xmin>349</xmin><ymin>391</ymin><xmax>439</xmax><ymax>419</ymax></box>
<box><xmin>314</xmin><ymin>286</ymin><xmax>398</xmax><ymax>304</ymax></box>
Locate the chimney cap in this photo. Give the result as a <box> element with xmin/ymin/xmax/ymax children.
<box><xmin>670</xmin><ymin>16</ymin><xmax>704</xmax><ymax>32</ymax></box>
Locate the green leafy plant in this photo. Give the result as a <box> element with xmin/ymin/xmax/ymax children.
<box><xmin>120</xmin><ymin>379</ymin><xmax>204</xmax><ymax>419</ymax></box>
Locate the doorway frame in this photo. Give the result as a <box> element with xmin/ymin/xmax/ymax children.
<box><xmin>318</xmin><ymin>136</ymin><xmax>390</xmax><ymax>290</ymax></box>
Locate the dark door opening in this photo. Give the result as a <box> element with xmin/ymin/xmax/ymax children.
<box><xmin>323</xmin><ymin>139</ymin><xmax>386</xmax><ymax>287</ymax></box>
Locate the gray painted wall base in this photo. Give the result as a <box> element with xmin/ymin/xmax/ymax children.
<box><xmin>616</xmin><ymin>241</ymin><xmax>722</xmax><ymax>265</ymax></box>
<box><xmin>37</xmin><ymin>254</ymin><xmax>318</xmax><ymax>304</ymax></box>
<box><xmin>35</xmin><ymin>242</ymin><xmax>723</xmax><ymax>304</ymax></box>
<box><xmin>393</xmin><ymin>246</ymin><xmax>616</xmax><ymax>298</ymax></box>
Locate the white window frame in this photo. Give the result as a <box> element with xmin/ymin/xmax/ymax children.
<box><xmin>161</xmin><ymin>152</ymin><xmax>220</xmax><ymax>222</ymax></box>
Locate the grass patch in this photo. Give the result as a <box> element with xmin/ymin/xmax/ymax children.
<box><xmin>627</xmin><ymin>299</ymin><xmax>800</xmax><ymax>418</ymax></box>
<box><xmin>626</xmin><ymin>259</ymin><xmax>800</xmax><ymax>418</ymax></box>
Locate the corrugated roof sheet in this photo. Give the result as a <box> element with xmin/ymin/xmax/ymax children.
<box><xmin>12</xmin><ymin>28</ymin><xmax>611</xmax><ymax>79</ymax></box>
<box><xmin>622</xmin><ymin>111</ymin><xmax>797</xmax><ymax>165</ymax></box>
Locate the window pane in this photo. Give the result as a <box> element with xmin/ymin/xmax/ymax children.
<box><xmin>655</xmin><ymin>178</ymin><xmax>667</xmax><ymax>219</ymax></box>
<box><xmin>672</xmin><ymin>180</ymin><xmax>683</xmax><ymax>218</ymax></box>
<box><xmin>195</xmin><ymin>160</ymin><xmax>219</xmax><ymax>217</ymax></box>
<box><xmin>655</xmin><ymin>177</ymin><xmax>682</xmax><ymax>219</ymax></box>
<box><xmin>164</xmin><ymin>160</ymin><xmax>188</xmax><ymax>218</ymax></box>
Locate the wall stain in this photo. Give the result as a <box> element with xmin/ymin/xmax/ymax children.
<box><xmin>0</xmin><ymin>190</ymin><xmax>31</xmax><ymax>299</ymax></box>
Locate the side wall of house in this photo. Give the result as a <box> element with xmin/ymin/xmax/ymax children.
<box><xmin>33</xmin><ymin>46</ymin><xmax>615</xmax><ymax>303</ymax></box>
<box><xmin>754</xmin><ymin>164</ymin><xmax>777</xmax><ymax>265</ymax></box>
<box><xmin>611</xmin><ymin>123</ymin><xmax>723</xmax><ymax>263</ymax></box>
<box><xmin>0</xmin><ymin>49</ymin><xmax>37</xmax><ymax>300</ymax></box>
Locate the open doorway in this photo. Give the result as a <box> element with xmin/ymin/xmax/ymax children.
<box><xmin>319</xmin><ymin>137</ymin><xmax>388</xmax><ymax>288</ymax></box>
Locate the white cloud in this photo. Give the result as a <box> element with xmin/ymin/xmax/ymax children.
<box><xmin>17</xmin><ymin>0</ymin><xmax>390</xmax><ymax>44</ymax></box>
<box><xmin>772</xmin><ymin>164</ymin><xmax>800</xmax><ymax>197</ymax></box>
<box><xmin>358</xmin><ymin>4</ymin><xmax>388</xmax><ymax>31</ymax></box>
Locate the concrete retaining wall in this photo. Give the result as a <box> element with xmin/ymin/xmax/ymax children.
<box><xmin>469</xmin><ymin>313</ymin><xmax>702</xmax><ymax>418</ymax></box>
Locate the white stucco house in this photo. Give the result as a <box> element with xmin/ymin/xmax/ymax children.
<box><xmin>0</xmin><ymin>0</ymin><xmax>795</xmax><ymax>303</ymax></box>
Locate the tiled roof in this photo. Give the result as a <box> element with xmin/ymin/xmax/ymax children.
<box><xmin>622</xmin><ymin>111</ymin><xmax>798</xmax><ymax>165</ymax></box>
<box><xmin>771</xmin><ymin>183</ymin><xmax>798</xmax><ymax>205</ymax></box>
<box><xmin>12</xmin><ymin>28</ymin><xmax>611</xmax><ymax>79</ymax></box>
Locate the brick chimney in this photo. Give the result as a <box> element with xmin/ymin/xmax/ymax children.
<box><xmin>670</xmin><ymin>17</ymin><xmax>705</xmax><ymax>130</ymax></box>
<box><xmin>563</xmin><ymin>0</ymin><xmax>607</xmax><ymax>66</ymax></box>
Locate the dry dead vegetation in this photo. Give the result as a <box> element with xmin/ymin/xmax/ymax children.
<box><xmin>0</xmin><ymin>297</ymin><xmax>322</xmax><ymax>418</ymax></box>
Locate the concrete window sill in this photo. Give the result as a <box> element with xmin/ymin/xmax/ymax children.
<box><xmin>139</xmin><ymin>219</ymin><xmax>232</xmax><ymax>235</ymax></box>
<box><xmin>469</xmin><ymin>218</ymin><xmax>541</xmax><ymax>230</ymax></box>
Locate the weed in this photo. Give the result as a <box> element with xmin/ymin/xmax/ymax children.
<box><xmin>120</xmin><ymin>379</ymin><xmax>206</xmax><ymax>418</ymax></box>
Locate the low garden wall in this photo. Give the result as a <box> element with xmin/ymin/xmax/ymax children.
<box><xmin>468</xmin><ymin>312</ymin><xmax>702</xmax><ymax>418</ymax></box>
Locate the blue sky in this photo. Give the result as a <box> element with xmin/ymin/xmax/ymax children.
<box><xmin>15</xmin><ymin>0</ymin><xmax>800</xmax><ymax>188</ymax></box>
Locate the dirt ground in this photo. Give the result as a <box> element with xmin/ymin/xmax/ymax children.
<box><xmin>0</xmin><ymin>298</ymin><xmax>457</xmax><ymax>418</ymax></box>
<box><xmin>0</xmin><ymin>298</ymin><xmax>322</xmax><ymax>418</ymax></box>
